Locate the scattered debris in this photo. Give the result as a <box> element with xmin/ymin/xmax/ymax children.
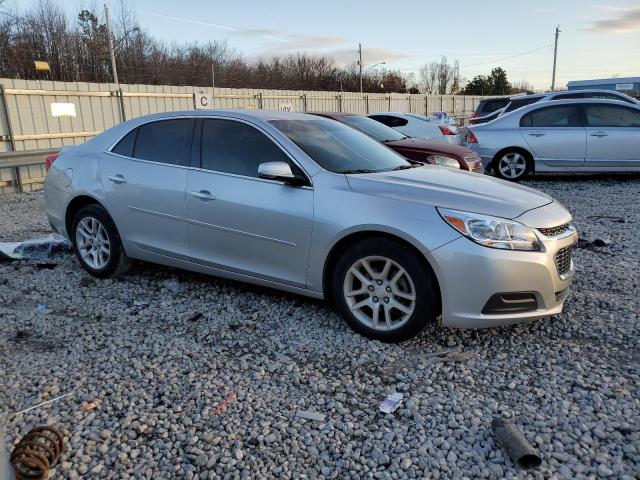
<box><xmin>188</xmin><ymin>312</ymin><xmax>204</xmax><ymax>322</ymax></box>
<box><xmin>14</xmin><ymin>330</ymin><xmax>32</xmax><ymax>341</ymax></box>
<box><xmin>133</xmin><ymin>300</ymin><xmax>148</xmax><ymax>307</ymax></box>
<box><xmin>34</xmin><ymin>262</ymin><xmax>56</xmax><ymax>270</ymax></box>
<box><xmin>33</xmin><ymin>304</ymin><xmax>49</xmax><ymax>314</ymax></box>
<box><xmin>82</xmin><ymin>399</ymin><xmax>102</xmax><ymax>412</ymax></box>
<box><xmin>0</xmin><ymin>234</ymin><xmax>70</xmax><ymax>261</ymax></box>
<box><xmin>10</xmin><ymin>425</ymin><xmax>64</xmax><ymax>480</ymax></box>
<box><xmin>295</xmin><ymin>409</ymin><xmax>326</xmax><ymax>422</ymax></box>
<box><xmin>211</xmin><ymin>392</ymin><xmax>237</xmax><ymax>416</ymax></box>
<box><xmin>13</xmin><ymin>392</ymin><xmax>75</xmax><ymax>417</ymax></box>
<box><xmin>587</xmin><ymin>215</ymin><xmax>625</xmax><ymax>223</ymax></box>
<box><xmin>379</xmin><ymin>392</ymin><xmax>403</xmax><ymax>414</ymax></box>
<box><xmin>162</xmin><ymin>279</ymin><xmax>182</xmax><ymax>294</ymax></box>
<box><xmin>577</xmin><ymin>238</ymin><xmax>612</xmax><ymax>250</ymax></box>
<box><xmin>491</xmin><ymin>418</ymin><xmax>542</xmax><ymax>470</ymax></box>
<box><xmin>122</xmin><ymin>296</ymin><xmax>133</xmax><ymax>307</ymax></box>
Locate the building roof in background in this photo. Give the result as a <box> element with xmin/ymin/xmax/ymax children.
<box><xmin>567</xmin><ymin>77</ymin><xmax>640</xmax><ymax>87</ymax></box>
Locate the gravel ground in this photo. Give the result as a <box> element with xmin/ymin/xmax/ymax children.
<box><xmin>1</xmin><ymin>175</ymin><xmax>639</xmax><ymax>479</ymax></box>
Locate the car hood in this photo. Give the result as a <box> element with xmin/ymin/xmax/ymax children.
<box><xmin>384</xmin><ymin>138</ymin><xmax>474</xmax><ymax>157</ymax></box>
<box><xmin>346</xmin><ymin>165</ymin><xmax>553</xmax><ymax>219</ymax></box>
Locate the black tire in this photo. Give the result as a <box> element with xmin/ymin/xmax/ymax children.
<box><xmin>71</xmin><ymin>204</ymin><xmax>132</xmax><ymax>278</ymax></box>
<box><xmin>332</xmin><ymin>237</ymin><xmax>440</xmax><ymax>343</ymax></box>
<box><xmin>493</xmin><ymin>149</ymin><xmax>533</xmax><ymax>182</ymax></box>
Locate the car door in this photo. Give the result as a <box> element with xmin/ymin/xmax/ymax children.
<box><xmin>101</xmin><ymin>118</ymin><xmax>193</xmax><ymax>257</ymax></box>
<box><xmin>186</xmin><ymin>117</ymin><xmax>314</xmax><ymax>287</ymax></box>
<box><xmin>583</xmin><ymin>103</ymin><xmax>640</xmax><ymax>167</ymax></box>
<box><xmin>520</xmin><ymin>104</ymin><xmax>586</xmax><ymax>167</ymax></box>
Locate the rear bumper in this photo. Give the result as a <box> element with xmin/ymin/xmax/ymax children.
<box><xmin>429</xmin><ymin>230</ymin><xmax>577</xmax><ymax>329</ymax></box>
<box><xmin>467</xmin><ymin>144</ymin><xmax>498</xmax><ymax>169</ymax></box>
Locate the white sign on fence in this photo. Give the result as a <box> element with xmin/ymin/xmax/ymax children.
<box><xmin>195</xmin><ymin>93</ymin><xmax>213</xmax><ymax>109</ymax></box>
<box><xmin>278</xmin><ymin>103</ymin><xmax>293</xmax><ymax>112</ymax></box>
<box><xmin>50</xmin><ymin>102</ymin><xmax>76</xmax><ymax>117</ymax></box>
<box><xmin>615</xmin><ymin>83</ymin><xmax>634</xmax><ymax>91</ymax></box>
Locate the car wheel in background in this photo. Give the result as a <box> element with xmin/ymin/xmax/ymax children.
<box><xmin>494</xmin><ymin>150</ymin><xmax>532</xmax><ymax>182</ymax></box>
<box><xmin>332</xmin><ymin>237</ymin><xmax>439</xmax><ymax>342</ymax></box>
<box><xmin>71</xmin><ymin>204</ymin><xmax>132</xmax><ymax>278</ymax></box>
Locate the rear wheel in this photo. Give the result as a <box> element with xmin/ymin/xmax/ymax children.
<box><xmin>71</xmin><ymin>204</ymin><xmax>132</xmax><ymax>278</ymax></box>
<box><xmin>494</xmin><ymin>150</ymin><xmax>532</xmax><ymax>181</ymax></box>
<box><xmin>332</xmin><ymin>238</ymin><xmax>439</xmax><ymax>342</ymax></box>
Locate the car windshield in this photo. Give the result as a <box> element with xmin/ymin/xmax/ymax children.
<box><xmin>270</xmin><ymin>118</ymin><xmax>411</xmax><ymax>174</ymax></box>
<box><xmin>338</xmin><ymin>115</ymin><xmax>407</xmax><ymax>142</ymax></box>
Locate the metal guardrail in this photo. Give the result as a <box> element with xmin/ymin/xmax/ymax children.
<box><xmin>0</xmin><ymin>148</ymin><xmax>56</xmax><ymax>193</ymax></box>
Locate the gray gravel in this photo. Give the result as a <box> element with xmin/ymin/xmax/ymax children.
<box><xmin>1</xmin><ymin>176</ymin><xmax>639</xmax><ymax>479</ymax></box>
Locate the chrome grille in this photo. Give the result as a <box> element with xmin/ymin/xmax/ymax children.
<box><xmin>538</xmin><ymin>223</ymin><xmax>571</xmax><ymax>237</ymax></box>
<box><xmin>555</xmin><ymin>246</ymin><xmax>573</xmax><ymax>277</ymax></box>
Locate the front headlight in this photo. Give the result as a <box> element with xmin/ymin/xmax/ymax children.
<box><xmin>437</xmin><ymin>207</ymin><xmax>542</xmax><ymax>251</ymax></box>
<box><xmin>428</xmin><ymin>155</ymin><xmax>460</xmax><ymax>169</ymax></box>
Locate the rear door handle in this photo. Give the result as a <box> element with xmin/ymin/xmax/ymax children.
<box><xmin>190</xmin><ymin>190</ymin><xmax>216</xmax><ymax>201</ymax></box>
<box><xmin>527</xmin><ymin>133</ymin><xmax>545</xmax><ymax>137</ymax></box>
<box><xmin>590</xmin><ymin>131</ymin><xmax>608</xmax><ymax>137</ymax></box>
<box><xmin>108</xmin><ymin>174</ymin><xmax>127</xmax><ymax>184</ymax></box>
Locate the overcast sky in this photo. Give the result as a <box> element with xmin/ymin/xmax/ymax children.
<box><xmin>22</xmin><ymin>0</ymin><xmax>640</xmax><ymax>90</ymax></box>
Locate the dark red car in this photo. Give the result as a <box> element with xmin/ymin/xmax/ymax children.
<box><xmin>310</xmin><ymin>112</ymin><xmax>483</xmax><ymax>173</ymax></box>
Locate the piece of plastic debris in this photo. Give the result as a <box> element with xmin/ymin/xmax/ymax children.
<box><xmin>133</xmin><ymin>300</ymin><xmax>148</xmax><ymax>307</ymax></box>
<box><xmin>162</xmin><ymin>279</ymin><xmax>182</xmax><ymax>293</ymax></box>
<box><xmin>188</xmin><ymin>312</ymin><xmax>204</xmax><ymax>322</ymax></box>
<box><xmin>295</xmin><ymin>410</ymin><xmax>326</xmax><ymax>422</ymax></box>
<box><xmin>0</xmin><ymin>234</ymin><xmax>71</xmax><ymax>261</ymax></box>
<box><xmin>211</xmin><ymin>392</ymin><xmax>237</xmax><ymax>416</ymax></box>
<box><xmin>379</xmin><ymin>392</ymin><xmax>403</xmax><ymax>414</ymax></box>
<box><xmin>122</xmin><ymin>296</ymin><xmax>133</xmax><ymax>306</ymax></box>
<box><xmin>491</xmin><ymin>418</ymin><xmax>542</xmax><ymax>469</ymax></box>
<box><xmin>82</xmin><ymin>399</ymin><xmax>102</xmax><ymax>412</ymax></box>
<box><xmin>34</xmin><ymin>304</ymin><xmax>49</xmax><ymax>314</ymax></box>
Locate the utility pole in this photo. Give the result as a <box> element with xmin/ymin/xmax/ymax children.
<box><xmin>211</xmin><ymin>63</ymin><xmax>215</xmax><ymax>90</ymax></box>
<box><xmin>104</xmin><ymin>4</ymin><xmax>118</xmax><ymax>85</ymax></box>
<box><xmin>358</xmin><ymin>43</ymin><xmax>363</xmax><ymax>94</ymax></box>
<box><xmin>551</xmin><ymin>25</ymin><xmax>560</xmax><ymax>91</ymax></box>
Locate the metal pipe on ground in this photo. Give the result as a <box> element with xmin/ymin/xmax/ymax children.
<box><xmin>491</xmin><ymin>418</ymin><xmax>542</xmax><ymax>469</ymax></box>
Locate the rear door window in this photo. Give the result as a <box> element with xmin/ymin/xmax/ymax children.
<box><xmin>584</xmin><ymin>104</ymin><xmax>640</xmax><ymax>127</ymax></box>
<box><xmin>482</xmin><ymin>99</ymin><xmax>509</xmax><ymax>113</ymax></box>
<box><xmin>112</xmin><ymin>128</ymin><xmax>138</xmax><ymax>157</ymax></box>
<box><xmin>520</xmin><ymin>105</ymin><xmax>582</xmax><ymax>127</ymax></box>
<box><xmin>133</xmin><ymin>119</ymin><xmax>194</xmax><ymax>166</ymax></box>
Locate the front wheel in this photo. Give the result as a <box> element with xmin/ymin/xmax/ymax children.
<box><xmin>332</xmin><ymin>238</ymin><xmax>440</xmax><ymax>342</ymax></box>
<box><xmin>494</xmin><ymin>150</ymin><xmax>532</xmax><ymax>181</ymax></box>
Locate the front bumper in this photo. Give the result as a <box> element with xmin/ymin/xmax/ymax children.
<box><xmin>430</xmin><ymin>229</ymin><xmax>577</xmax><ymax>329</ymax></box>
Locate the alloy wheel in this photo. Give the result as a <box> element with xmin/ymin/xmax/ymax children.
<box><xmin>498</xmin><ymin>152</ymin><xmax>527</xmax><ymax>179</ymax></box>
<box><xmin>343</xmin><ymin>255</ymin><xmax>416</xmax><ymax>331</ymax></box>
<box><xmin>76</xmin><ymin>216</ymin><xmax>111</xmax><ymax>269</ymax></box>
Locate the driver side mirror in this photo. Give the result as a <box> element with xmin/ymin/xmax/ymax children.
<box><xmin>258</xmin><ymin>162</ymin><xmax>305</xmax><ymax>185</ymax></box>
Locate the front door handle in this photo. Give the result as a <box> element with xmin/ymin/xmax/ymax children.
<box><xmin>590</xmin><ymin>131</ymin><xmax>608</xmax><ymax>137</ymax></box>
<box><xmin>190</xmin><ymin>190</ymin><xmax>216</xmax><ymax>201</ymax></box>
<box><xmin>108</xmin><ymin>174</ymin><xmax>127</xmax><ymax>184</ymax></box>
<box><xmin>527</xmin><ymin>133</ymin><xmax>545</xmax><ymax>137</ymax></box>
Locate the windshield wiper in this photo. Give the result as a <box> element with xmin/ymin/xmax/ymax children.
<box><xmin>340</xmin><ymin>168</ymin><xmax>377</xmax><ymax>174</ymax></box>
<box><xmin>389</xmin><ymin>164</ymin><xmax>419</xmax><ymax>171</ymax></box>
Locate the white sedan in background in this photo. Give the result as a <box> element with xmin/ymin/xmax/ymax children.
<box><xmin>468</xmin><ymin>98</ymin><xmax>640</xmax><ymax>181</ymax></box>
<box><xmin>368</xmin><ymin>112</ymin><xmax>465</xmax><ymax>145</ymax></box>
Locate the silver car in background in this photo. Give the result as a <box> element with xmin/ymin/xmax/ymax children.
<box><xmin>368</xmin><ymin>112</ymin><xmax>465</xmax><ymax>145</ymax></box>
<box><xmin>468</xmin><ymin>99</ymin><xmax>640</xmax><ymax>181</ymax></box>
<box><xmin>45</xmin><ymin>110</ymin><xmax>576</xmax><ymax>342</ymax></box>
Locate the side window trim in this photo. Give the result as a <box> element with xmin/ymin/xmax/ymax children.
<box><xmin>197</xmin><ymin>116</ymin><xmax>312</xmax><ymax>187</ymax></box>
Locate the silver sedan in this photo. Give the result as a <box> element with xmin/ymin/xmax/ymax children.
<box><xmin>468</xmin><ymin>98</ymin><xmax>640</xmax><ymax>181</ymax></box>
<box><xmin>45</xmin><ymin>110</ymin><xmax>577</xmax><ymax>342</ymax></box>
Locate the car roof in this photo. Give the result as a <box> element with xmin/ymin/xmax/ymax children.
<box><xmin>128</xmin><ymin>108</ymin><xmax>319</xmax><ymax>122</ymax></box>
<box><xmin>508</xmin><ymin>93</ymin><xmax>545</xmax><ymax>101</ymax></box>
<box><xmin>308</xmin><ymin>112</ymin><xmax>356</xmax><ymax>119</ymax></box>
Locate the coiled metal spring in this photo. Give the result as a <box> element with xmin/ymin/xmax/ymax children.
<box><xmin>10</xmin><ymin>426</ymin><xmax>64</xmax><ymax>480</ymax></box>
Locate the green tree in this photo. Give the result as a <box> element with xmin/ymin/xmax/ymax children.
<box><xmin>488</xmin><ymin>67</ymin><xmax>511</xmax><ymax>95</ymax></box>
